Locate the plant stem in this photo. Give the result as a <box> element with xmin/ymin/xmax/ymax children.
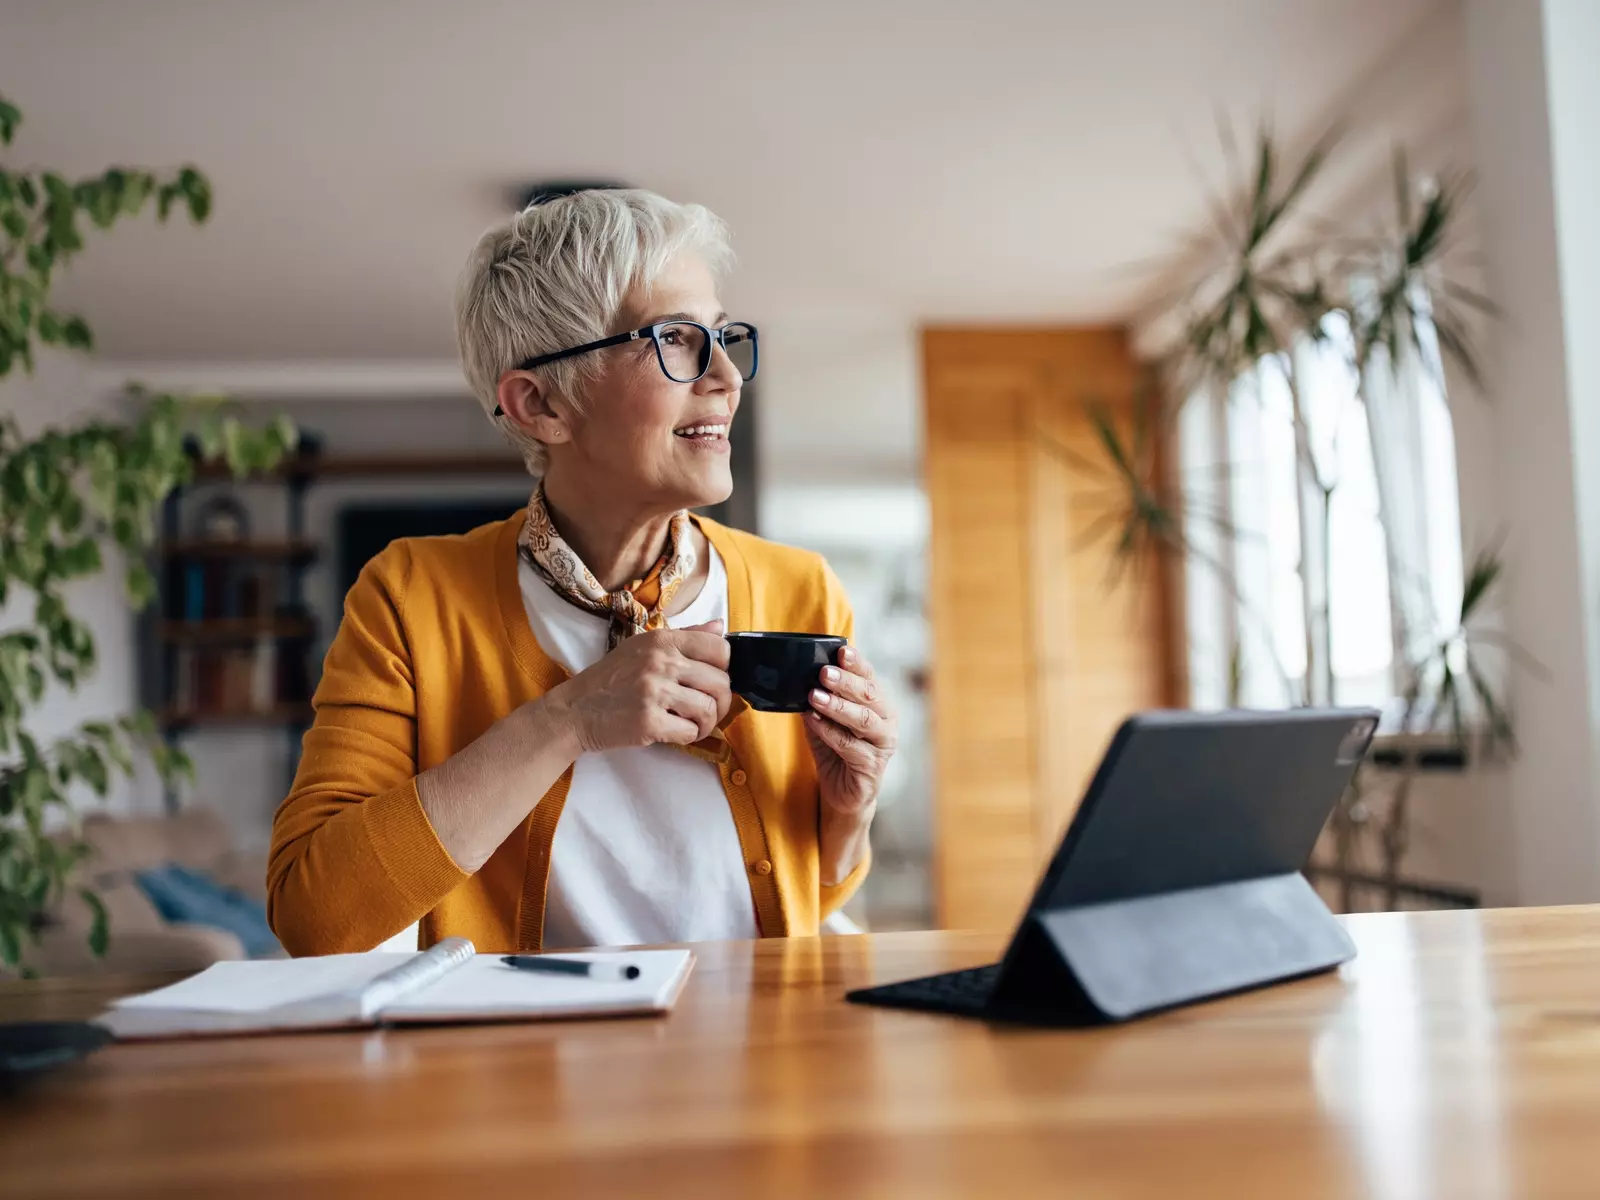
<box><xmin>1284</xmin><ymin>353</ymin><xmax>1334</xmax><ymax>706</ymax></box>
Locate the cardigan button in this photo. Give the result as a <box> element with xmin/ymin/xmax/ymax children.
<box><xmin>731</xmin><ymin>769</ymin><xmax>748</xmax><ymax>786</ymax></box>
<box><xmin>753</xmin><ymin>859</ymin><xmax>773</xmax><ymax>876</ymax></box>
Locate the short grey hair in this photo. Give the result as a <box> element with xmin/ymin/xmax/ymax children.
<box><xmin>454</xmin><ymin>189</ymin><xmax>734</xmax><ymax>474</ymax></box>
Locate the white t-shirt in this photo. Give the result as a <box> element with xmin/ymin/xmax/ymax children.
<box><xmin>518</xmin><ymin>545</ymin><xmax>760</xmax><ymax>950</ymax></box>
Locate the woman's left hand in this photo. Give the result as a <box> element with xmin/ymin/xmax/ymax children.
<box><xmin>806</xmin><ymin>646</ymin><xmax>898</xmax><ymax>816</ymax></box>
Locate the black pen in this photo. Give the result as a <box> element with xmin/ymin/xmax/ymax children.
<box><xmin>500</xmin><ymin>954</ymin><xmax>641</xmax><ymax>982</ymax></box>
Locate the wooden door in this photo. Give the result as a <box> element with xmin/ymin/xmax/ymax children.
<box><xmin>923</xmin><ymin>328</ymin><xmax>1177</xmax><ymax>931</ymax></box>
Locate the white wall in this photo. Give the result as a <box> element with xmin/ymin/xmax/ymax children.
<box><xmin>755</xmin><ymin>313</ymin><xmax>920</xmax><ymax>488</ymax></box>
<box><xmin>1462</xmin><ymin>0</ymin><xmax>1600</xmax><ymax>905</ymax></box>
<box><xmin>1543</xmin><ymin>0</ymin><xmax>1600</xmax><ymax>890</ymax></box>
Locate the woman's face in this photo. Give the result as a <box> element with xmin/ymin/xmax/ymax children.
<box><xmin>554</xmin><ymin>252</ymin><xmax>741</xmax><ymax>512</ymax></box>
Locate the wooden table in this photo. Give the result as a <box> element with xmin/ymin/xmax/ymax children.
<box><xmin>5</xmin><ymin>907</ymin><xmax>1600</xmax><ymax>1198</ymax></box>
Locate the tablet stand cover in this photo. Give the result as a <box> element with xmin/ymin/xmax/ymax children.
<box><xmin>989</xmin><ymin>873</ymin><xmax>1355</xmax><ymax>1023</ymax></box>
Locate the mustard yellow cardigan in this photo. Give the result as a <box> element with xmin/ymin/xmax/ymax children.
<box><xmin>266</xmin><ymin>511</ymin><xmax>868</xmax><ymax>955</ymax></box>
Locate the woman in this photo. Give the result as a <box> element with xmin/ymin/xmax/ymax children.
<box><xmin>267</xmin><ymin>190</ymin><xmax>896</xmax><ymax>955</ymax></box>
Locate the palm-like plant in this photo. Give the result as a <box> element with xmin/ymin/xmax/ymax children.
<box><xmin>1032</xmin><ymin>382</ymin><xmax>1297</xmax><ymax>700</ymax></box>
<box><xmin>1149</xmin><ymin>123</ymin><xmax>1348</xmax><ymax>705</ymax></box>
<box><xmin>1073</xmin><ymin>121</ymin><xmax>1514</xmax><ymax>907</ymax></box>
<box><xmin>1166</xmin><ymin>123</ymin><xmax>1342</xmax><ymax>395</ymax></box>
<box><xmin>1350</xmin><ymin>153</ymin><xmax>1495</xmax><ymax>390</ymax></box>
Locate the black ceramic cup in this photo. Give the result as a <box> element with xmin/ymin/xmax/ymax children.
<box><xmin>725</xmin><ymin>632</ymin><xmax>848</xmax><ymax>713</ymax></box>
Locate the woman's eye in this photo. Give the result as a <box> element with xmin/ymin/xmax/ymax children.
<box><xmin>659</xmin><ymin>330</ymin><xmax>683</xmax><ymax>345</ymax></box>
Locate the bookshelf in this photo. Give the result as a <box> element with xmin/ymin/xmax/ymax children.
<box><xmin>188</xmin><ymin>452</ymin><xmax>525</xmax><ymax>481</ymax></box>
<box><xmin>160</xmin><ymin>618</ymin><xmax>317</xmax><ymax>641</ymax></box>
<box><xmin>151</xmin><ymin>446</ymin><xmax>323</xmax><ymax>810</ymax></box>
<box><xmin>160</xmin><ymin>538</ymin><xmax>318</xmax><ymax>564</ymax></box>
<box><xmin>159</xmin><ymin>703</ymin><xmax>315</xmax><ymax>732</ymax></box>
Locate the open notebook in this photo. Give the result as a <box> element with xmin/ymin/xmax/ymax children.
<box><xmin>98</xmin><ymin>939</ymin><xmax>695</xmax><ymax>1040</ymax></box>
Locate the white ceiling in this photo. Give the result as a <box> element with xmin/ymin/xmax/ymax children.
<box><xmin>1</xmin><ymin>0</ymin><xmax>1469</xmax><ymax>365</ymax></box>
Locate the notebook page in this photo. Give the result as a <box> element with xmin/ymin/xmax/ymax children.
<box><xmin>110</xmin><ymin>953</ymin><xmax>416</xmax><ymax>1015</ymax></box>
<box><xmin>382</xmin><ymin>949</ymin><xmax>694</xmax><ymax>1022</ymax></box>
<box><xmin>352</xmin><ymin>937</ymin><xmax>474</xmax><ymax>1018</ymax></box>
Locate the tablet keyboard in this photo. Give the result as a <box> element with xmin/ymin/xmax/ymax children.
<box><xmin>846</xmin><ymin>962</ymin><xmax>1001</xmax><ymax>1016</ymax></box>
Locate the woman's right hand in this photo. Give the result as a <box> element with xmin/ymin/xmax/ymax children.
<box><xmin>544</xmin><ymin>620</ymin><xmax>732</xmax><ymax>754</ymax></box>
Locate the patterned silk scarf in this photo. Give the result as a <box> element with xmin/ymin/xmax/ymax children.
<box><xmin>518</xmin><ymin>483</ymin><xmax>744</xmax><ymax>761</ymax></box>
<box><xmin>518</xmin><ymin>482</ymin><xmax>697</xmax><ymax>650</ymax></box>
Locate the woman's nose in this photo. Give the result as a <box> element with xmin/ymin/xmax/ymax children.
<box><xmin>700</xmin><ymin>339</ymin><xmax>742</xmax><ymax>390</ymax></box>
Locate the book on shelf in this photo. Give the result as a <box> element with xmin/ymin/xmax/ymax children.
<box><xmin>195</xmin><ymin>647</ymin><xmax>226</xmax><ymax>710</ymax></box>
<box><xmin>173</xmin><ymin>645</ymin><xmax>196</xmax><ymax>714</ymax></box>
<box><xmin>250</xmin><ymin>635</ymin><xmax>278</xmax><ymax>712</ymax></box>
<box><xmin>221</xmin><ymin>651</ymin><xmax>255</xmax><ymax>711</ymax></box>
<box><xmin>171</xmin><ymin>639</ymin><xmax>294</xmax><ymax>720</ymax></box>
<box><xmin>174</xmin><ymin>559</ymin><xmax>273</xmax><ymax>625</ymax></box>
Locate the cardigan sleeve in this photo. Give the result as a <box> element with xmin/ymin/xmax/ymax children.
<box><xmin>820</xmin><ymin>851</ymin><xmax>872</xmax><ymax>918</ymax></box>
<box><xmin>266</xmin><ymin>542</ymin><xmax>468</xmax><ymax>955</ymax></box>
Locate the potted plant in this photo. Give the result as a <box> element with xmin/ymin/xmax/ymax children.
<box><xmin>0</xmin><ymin>93</ymin><xmax>296</xmax><ymax>972</ymax></box>
<box><xmin>1076</xmin><ymin>121</ymin><xmax>1515</xmax><ymax>907</ymax></box>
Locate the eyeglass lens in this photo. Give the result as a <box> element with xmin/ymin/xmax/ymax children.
<box><xmin>656</xmin><ymin>322</ymin><xmax>757</xmax><ymax>383</ymax></box>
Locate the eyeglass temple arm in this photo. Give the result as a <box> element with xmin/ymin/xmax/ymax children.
<box><xmin>492</xmin><ymin>329</ymin><xmax>649</xmax><ymax>415</ymax></box>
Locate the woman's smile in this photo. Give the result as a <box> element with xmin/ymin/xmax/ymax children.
<box><xmin>673</xmin><ymin>420</ymin><xmax>730</xmax><ymax>450</ymax></box>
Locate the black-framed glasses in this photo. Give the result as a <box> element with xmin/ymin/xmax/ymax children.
<box><xmin>493</xmin><ymin>320</ymin><xmax>759</xmax><ymax>414</ymax></box>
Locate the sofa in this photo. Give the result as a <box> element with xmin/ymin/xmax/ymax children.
<box><xmin>28</xmin><ymin>807</ymin><xmax>273</xmax><ymax>977</ymax></box>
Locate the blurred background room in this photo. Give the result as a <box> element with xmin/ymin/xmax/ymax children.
<box><xmin>3</xmin><ymin>0</ymin><xmax>1598</xmax><ymax>974</ymax></box>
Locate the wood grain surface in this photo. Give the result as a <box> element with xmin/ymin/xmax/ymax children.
<box><xmin>922</xmin><ymin>326</ymin><xmax>1175</xmax><ymax>932</ymax></box>
<box><xmin>5</xmin><ymin>907</ymin><xmax>1600</xmax><ymax>1198</ymax></box>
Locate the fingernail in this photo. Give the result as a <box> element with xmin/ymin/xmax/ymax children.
<box><xmin>842</xmin><ymin>647</ymin><xmax>857</xmax><ymax>666</ymax></box>
<box><xmin>811</xmin><ymin>689</ymin><xmax>831</xmax><ymax>708</ymax></box>
<box><xmin>821</xmin><ymin>666</ymin><xmax>840</xmax><ymax>685</ymax></box>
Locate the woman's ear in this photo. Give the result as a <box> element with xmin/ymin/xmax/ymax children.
<box><xmin>495</xmin><ymin>370</ymin><xmax>571</xmax><ymax>446</ymax></box>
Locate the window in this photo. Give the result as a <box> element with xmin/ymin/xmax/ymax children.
<box><xmin>1179</xmin><ymin>308</ymin><xmax>1464</xmax><ymax>725</ymax></box>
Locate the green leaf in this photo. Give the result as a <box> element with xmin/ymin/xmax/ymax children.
<box><xmin>79</xmin><ymin>888</ymin><xmax>109</xmax><ymax>957</ymax></box>
<box><xmin>89</xmin><ymin>181</ymin><xmax>119</xmax><ymax>228</ymax></box>
<box><xmin>178</xmin><ymin>167</ymin><xmax>212</xmax><ymax>223</ymax></box>
<box><xmin>272</xmin><ymin>414</ymin><xmax>300</xmax><ymax>454</ymax></box>
<box><xmin>17</xmin><ymin>174</ymin><xmax>37</xmax><ymax>208</ymax></box>
<box><xmin>0</xmin><ymin>96</ymin><xmax>20</xmax><ymax>146</ymax></box>
<box><xmin>60</xmin><ymin>315</ymin><xmax>93</xmax><ymax>351</ymax></box>
<box><xmin>156</xmin><ymin>182</ymin><xmax>179</xmax><ymax>221</ymax></box>
<box><xmin>125</xmin><ymin>561</ymin><xmax>156</xmax><ymax>609</ymax></box>
<box><xmin>1460</xmin><ymin>549</ymin><xmax>1503</xmax><ymax>623</ymax></box>
<box><xmin>164</xmin><ymin>744</ymin><xmax>196</xmax><ymax>786</ymax></box>
<box><xmin>122</xmin><ymin>172</ymin><xmax>152</xmax><ymax>214</ymax></box>
<box><xmin>123</xmin><ymin>709</ymin><xmax>158</xmax><ymax>738</ymax></box>
<box><xmin>1</xmin><ymin>208</ymin><xmax>25</xmax><ymax>239</ymax></box>
<box><xmin>81</xmin><ymin>720</ymin><xmax>114</xmax><ymax>743</ymax></box>
<box><xmin>196</xmin><ymin>415</ymin><xmax>223</xmax><ymax>459</ymax></box>
<box><xmin>0</xmin><ymin>920</ymin><xmax>21</xmax><ymax>968</ymax></box>
<box><xmin>78</xmin><ymin>745</ymin><xmax>109</xmax><ymax>796</ymax></box>
<box><xmin>42</xmin><ymin>172</ymin><xmax>72</xmax><ymax>204</ymax></box>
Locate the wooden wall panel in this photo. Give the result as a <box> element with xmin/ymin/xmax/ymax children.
<box><xmin>924</xmin><ymin>328</ymin><xmax>1175</xmax><ymax>931</ymax></box>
